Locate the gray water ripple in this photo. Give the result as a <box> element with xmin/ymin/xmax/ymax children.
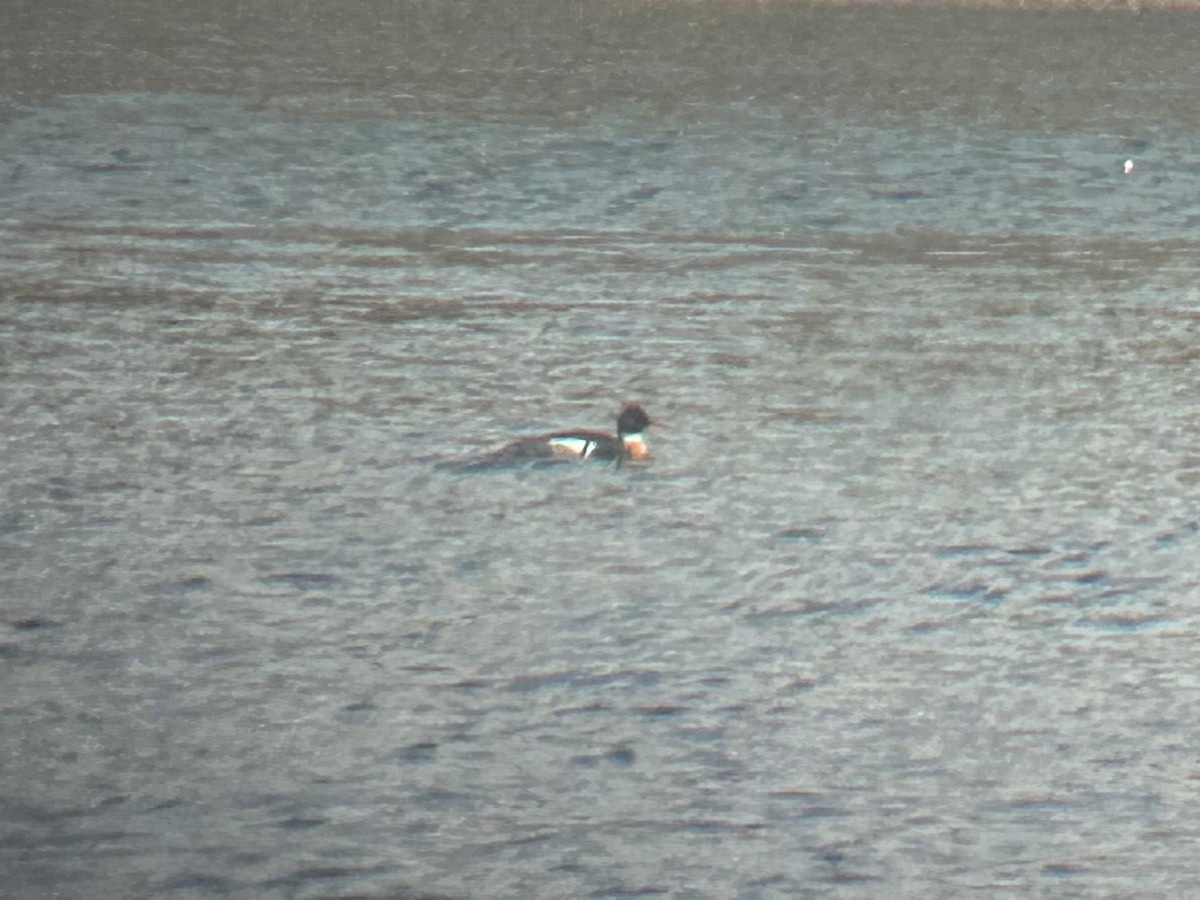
<box><xmin>6</xmin><ymin>8</ymin><xmax>1200</xmax><ymax>898</ymax></box>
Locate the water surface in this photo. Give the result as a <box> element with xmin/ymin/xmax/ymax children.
<box><xmin>4</xmin><ymin>3</ymin><xmax>1200</xmax><ymax>898</ymax></box>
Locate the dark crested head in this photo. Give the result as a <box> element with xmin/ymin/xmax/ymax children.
<box><xmin>616</xmin><ymin>403</ymin><xmax>650</xmax><ymax>436</ymax></box>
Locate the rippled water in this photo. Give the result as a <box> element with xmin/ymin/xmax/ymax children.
<box><xmin>4</xmin><ymin>3</ymin><xmax>1200</xmax><ymax>898</ymax></box>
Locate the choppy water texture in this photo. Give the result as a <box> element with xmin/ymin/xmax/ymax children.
<box><xmin>4</xmin><ymin>2</ymin><xmax>1200</xmax><ymax>898</ymax></box>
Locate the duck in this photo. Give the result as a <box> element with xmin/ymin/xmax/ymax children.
<box><xmin>462</xmin><ymin>403</ymin><xmax>653</xmax><ymax>470</ymax></box>
<box><xmin>542</xmin><ymin>402</ymin><xmax>651</xmax><ymax>462</ymax></box>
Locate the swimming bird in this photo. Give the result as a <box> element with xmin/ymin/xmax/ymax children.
<box><xmin>462</xmin><ymin>403</ymin><xmax>653</xmax><ymax>470</ymax></box>
<box><xmin>540</xmin><ymin>402</ymin><xmax>652</xmax><ymax>463</ymax></box>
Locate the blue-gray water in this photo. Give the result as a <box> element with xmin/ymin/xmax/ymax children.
<box><xmin>4</xmin><ymin>3</ymin><xmax>1200</xmax><ymax>898</ymax></box>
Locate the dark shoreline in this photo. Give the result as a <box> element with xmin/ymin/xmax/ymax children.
<box><xmin>3</xmin><ymin>0</ymin><xmax>1195</xmax><ymax>108</ymax></box>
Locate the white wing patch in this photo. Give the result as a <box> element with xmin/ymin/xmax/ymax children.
<box><xmin>547</xmin><ymin>437</ymin><xmax>596</xmax><ymax>459</ymax></box>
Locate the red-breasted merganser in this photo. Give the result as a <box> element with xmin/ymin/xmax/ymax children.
<box><xmin>464</xmin><ymin>403</ymin><xmax>652</xmax><ymax>469</ymax></box>
<box><xmin>543</xmin><ymin>402</ymin><xmax>651</xmax><ymax>462</ymax></box>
